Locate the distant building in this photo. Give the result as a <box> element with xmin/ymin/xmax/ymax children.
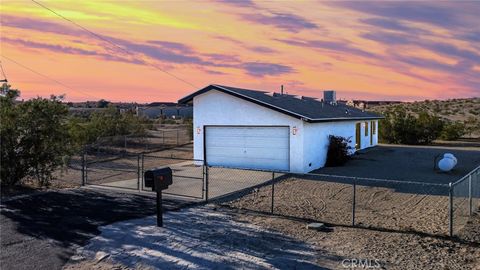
<box><xmin>136</xmin><ymin>103</ymin><xmax>192</xmax><ymax>119</ymax></box>
<box><xmin>347</xmin><ymin>100</ymin><xmax>402</xmax><ymax>110</ymax></box>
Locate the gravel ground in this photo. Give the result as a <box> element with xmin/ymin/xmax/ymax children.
<box><xmin>223</xmin><ymin>178</ymin><xmax>480</xmax><ymax>269</ymax></box>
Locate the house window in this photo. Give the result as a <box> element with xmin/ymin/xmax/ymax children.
<box><xmin>372</xmin><ymin>121</ymin><xmax>376</xmax><ymax>135</ymax></box>
<box><xmin>365</xmin><ymin>122</ymin><xmax>368</xmax><ymax>136</ymax></box>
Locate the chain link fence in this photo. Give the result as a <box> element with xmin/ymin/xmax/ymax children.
<box><xmin>50</xmin><ymin>154</ymin><xmax>85</xmax><ymax>188</ymax></box>
<box><xmin>75</xmin><ymin>149</ymin><xmax>479</xmax><ymax>238</ymax></box>
<box><xmin>451</xmin><ymin>166</ymin><xmax>480</xmax><ymax>236</ymax></box>
<box><xmin>84</xmin><ymin>153</ymin><xmax>140</xmax><ymax>189</ymax></box>
<box><xmin>86</xmin><ymin>128</ymin><xmax>191</xmax><ymax>156</ymax></box>
<box><xmin>220</xmin><ymin>172</ymin><xmax>452</xmax><ymax>234</ymax></box>
<box><xmin>141</xmin><ymin>156</ymin><xmax>204</xmax><ymax>199</ymax></box>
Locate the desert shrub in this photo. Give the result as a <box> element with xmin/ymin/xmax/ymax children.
<box><xmin>379</xmin><ymin>109</ymin><xmax>444</xmax><ymax>145</ymax></box>
<box><xmin>68</xmin><ymin>106</ymin><xmax>150</xmax><ymax>147</ymax></box>
<box><xmin>1</xmin><ymin>85</ymin><xmax>72</xmax><ymax>187</ymax></box>
<box><xmin>440</xmin><ymin>121</ymin><xmax>465</xmax><ymax>141</ymax></box>
<box><xmin>325</xmin><ymin>135</ymin><xmax>353</xmax><ymax>166</ymax></box>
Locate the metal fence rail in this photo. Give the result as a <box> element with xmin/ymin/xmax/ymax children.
<box><xmin>76</xmin><ymin>151</ymin><xmax>480</xmax><ymax>238</ymax></box>
<box><xmin>141</xmin><ymin>155</ymin><xmax>205</xmax><ymax>199</ymax></box>
<box><xmin>450</xmin><ymin>165</ymin><xmax>480</xmax><ymax>236</ymax></box>
<box><xmin>85</xmin><ymin>128</ymin><xmax>191</xmax><ymax>155</ymax></box>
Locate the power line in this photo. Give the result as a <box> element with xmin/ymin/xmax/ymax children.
<box><xmin>0</xmin><ymin>60</ymin><xmax>7</xmax><ymax>82</ymax></box>
<box><xmin>31</xmin><ymin>0</ymin><xmax>198</xmax><ymax>89</ymax></box>
<box><xmin>1</xmin><ymin>55</ymin><xmax>100</xmax><ymax>99</ymax></box>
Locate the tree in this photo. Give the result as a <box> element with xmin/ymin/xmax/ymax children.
<box><xmin>1</xmin><ymin>85</ymin><xmax>72</xmax><ymax>187</ymax></box>
<box><xmin>96</xmin><ymin>99</ymin><xmax>110</xmax><ymax>108</ymax></box>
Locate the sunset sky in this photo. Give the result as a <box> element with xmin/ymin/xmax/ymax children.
<box><xmin>1</xmin><ymin>0</ymin><xmax>479</xmax><ymax>102</ymax></box>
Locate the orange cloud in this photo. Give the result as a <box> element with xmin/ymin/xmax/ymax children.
<box><xmin>1</xmin><ymin>0</ymin><xmax>479</xmax><ymax>102</ymax></box>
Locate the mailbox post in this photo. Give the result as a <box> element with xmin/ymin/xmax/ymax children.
<box><xmin>144</xmin><ymin>167</ymin><xmax>173</xmax><ymax>227</ymax></box>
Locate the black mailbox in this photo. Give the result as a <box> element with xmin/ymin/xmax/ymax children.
<box><xmin>144</xmin><ymin>167</ymin><xmax>173</xmax><ymax>191</ymax></box>
<box><xmin>144</xmin><ymin>167</ymin><xmax>173</xmax><ymax>227</ymax></box>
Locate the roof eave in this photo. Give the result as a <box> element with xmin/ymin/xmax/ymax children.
<box><xmin>178</xmin><ymin>84</ymin><xmax>307</xmax><ymax>121</ymax></box>
<box><xmin>178</xmin><ymin>84</ymin><xmax>385</xmax><ymax>123</ymax></box>
<box><xmin>308</xmin><ymin>116</ymin><xmax>385</xmax><ymax>123</ymax></box>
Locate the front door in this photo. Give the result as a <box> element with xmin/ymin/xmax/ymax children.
<box><xmin>355</xmin><ymin>123</ymin><xmax>361</xmax><ymax>150</ymax></box>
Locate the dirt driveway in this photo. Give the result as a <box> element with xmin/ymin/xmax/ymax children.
<box><xmin>0</xmin><ymin>188</ymin><xmax>192</xmax><ymax>270</ymax></box>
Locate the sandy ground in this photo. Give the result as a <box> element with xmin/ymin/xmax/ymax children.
<box><xmin>62</xmin><ymin>203</ymin><xmax>480</xmax><ymax>270</ymax></box>
<box><xmin>223</xmin><ymin>178</ymin><xmax>480</xmax><ymax>269</ymax></box>
<box><xmin>230</xmin><ymin>210</ymin><xmax>480</xmax><ymax>269</ymax></box>
<box><xmin>63</xmin><ymin>206</ymin><xmax>323</xmax><ymax>270</ymax></box>
<box><xmin>225</xmin><ymin>178</ymin><xmax>454</xmax><ymax>234</ymax></box>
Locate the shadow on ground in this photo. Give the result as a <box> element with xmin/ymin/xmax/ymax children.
<box><xmin>0</xmin><ymin>188</ymin><xmax>191</xmax><ymax>270</ymax></box>
<box><xmin>72</xmin><ymin>206</ymin><xmax>334</xmax><ymax>269</ymax></box>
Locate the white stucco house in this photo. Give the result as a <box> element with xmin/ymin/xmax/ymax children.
<box><xmin>179</xmin><ymin>84</ymin><xmax>383</xmax><ymax>173</ymax></box>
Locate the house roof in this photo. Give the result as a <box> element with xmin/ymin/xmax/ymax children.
<box><xmin>178</xmin><ymin>84</ymin><xmax>384</xmax><ymax>123</ymax></box>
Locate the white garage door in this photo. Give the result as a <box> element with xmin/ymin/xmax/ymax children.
<box><xmin>205</xmin><ymin>126</ymin><xmax>290</xmax><ymax>171</ymax></box>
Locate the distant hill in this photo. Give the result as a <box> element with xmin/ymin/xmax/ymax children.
<box><xmin>368</xmin><ymin>97</ymin><xmax>480</xmax><ymax>138</ymax></box>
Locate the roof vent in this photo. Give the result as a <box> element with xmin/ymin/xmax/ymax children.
<box><xmin>324</xmin><ymin>90</ymin><xmax>336</xmax><ymax>105</ymax></box>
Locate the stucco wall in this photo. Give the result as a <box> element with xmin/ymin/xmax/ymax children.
<box><xmin>359</xmin><ymin>120</ymin><xmax>379</xmax><ymax>149</ymax></box>
<box><xmin>193</xmin><ymin>90</ymin><xmax>305</xmax><ymax>172</ymax></box>
<box><xmin>192</xmin><ymin>90</ymin><xmax>379</xmax><ymax>173</ymax></box>
<box><xmin>303</xmin><ymin>121</ymin><xmax>357</xmax><ymax>172</ymax></box>
<box><xmin>303</xmin><ymin>120</ymin><xmax>379</xmax><ymax>172</ymax></box>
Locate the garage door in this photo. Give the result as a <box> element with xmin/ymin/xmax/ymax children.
<box><xmin>205</xmin><ymin>126</ymin><xmax>290</xmax><ymax>171</ymax></box>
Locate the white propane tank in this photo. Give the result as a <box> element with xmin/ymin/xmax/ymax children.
<box><xmin>438</xmin><ymin>154</ymin><xmax>456</xmax><ymax>172</ymax></box>
<box><xmin>443</xmin><ymin>153</ymin><xmax>457</xmax><ymax>166</ymax></box>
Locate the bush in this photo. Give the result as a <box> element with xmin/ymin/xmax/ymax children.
<box><xmin>440</xmin><ymin>121</ymin><xmax>465</xmax><ymax>141</ymax></box>
<box><xmin>1</xmin><ymin>85</ymin><xmax>72</xmax><ymax>187</ymax></box>
<box><xmin>68</xmin><ymin>106</ymin><xmax>150</xmax><ymax>147</ymax></box>
<box><xmin>379</xmin><ymin>109</ymin><xmax>444</xmax><ymax>145</ymax></box>
<box><xmin>325</xmin><ymin>135</ymin><xmax>352</xmax><ymax>166</ymax></box>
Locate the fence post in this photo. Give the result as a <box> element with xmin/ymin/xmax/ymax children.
<box><xmin>449</xmin><ymin>182</ymin><xmax>453</xmax><ymax>237</ymax></box>
<box><xmin>124</xmin><ymin>135</ymin><xmax>127</xmax><ymax>153</ymax></box>
<box><xmin>81</xmin><ymin>149</ymin><xmax>86</xmax><ymax>186</ymax></box>
<box><xmin>205</xmin><ymin>164</ymin><xmax>209</xmax><ymax>202</ymax></box>
<box><xmin>469</xmin><ymin>174</ymin><xmax>473</xmax><ymax>216</ymax></box>
<box><xmin>85</xmin><ymin>152</ymin><xmax>88</xmax><ymax>184</ymax></box>
<box><xmin>163</xmin><ymin>130</ymin><xmax>165</xmax><ymax>145</ymax></box>
<box><xmin>141</xmin><ymin>153</ymin><xmax>144</xmax><ymax>190</ymax></box>
<box><xmin>352</xmin><ymin>177</ymin><xmax>356</xmax><ymax>227</ymax></box>
<box><xmin>202</xmin><ymin>163</ymin><xmax>205</xmax><ymax>200</ymax></box>
<box><xmin>137</xmin><ymin>154</ymin><xmax>140</xmax><ymax>191</ymax></box>
<box><xmin>271</xmin><ymin>172</ymin><xmax>275</xmax><ymax>214</ymax></box>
